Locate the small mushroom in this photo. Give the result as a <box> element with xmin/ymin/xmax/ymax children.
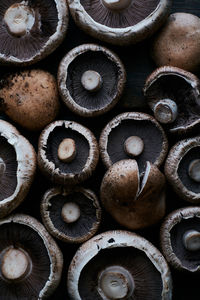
<box><xmin>99</xmin><ymin>112</ymin><xmax>168</xmax><ymax>172</ymax></box>
<box><xmin>38</xmin><ymin>120</ymin><xmax>99</xmax><ymax>185</ymax></box>
<box><xmin>0</xmin><ymin>120</ymin><xmax>36</xmax><ymax>218</ymax></box>
<box><xmin>100</xmin><ymin>159</ymin><xmax>166</xmax><ymax>230</ymax></box>
<box><xmin>151</xmin><ymin>13</ymin><xmax>200</xmax><ymax>72</ymax></box>
<box><xmin>0</xmin><ymin>0</ymin><xmax>68</xmax><ymax>65</ymax></box>
<box><xmin>165</xmin><ymin>136</ymin><xmax>200</xmax><ymax>204</ymax></box>
<box><xmin>144</xmin><ymin>66</ymin><xmax>200</xmax><ymax>135</ymax></box>
<box><xmin>160</xmin><ymin>206</ymin><xmax>200</xmax><ymax>272</ymax></box>
<box><xmin>67</xmin><ymin>230</ymin><xmax>172</xmax><ymax>299</ymax></box>
<box><xmin>41</xmin><ymin>186</ymin><xmax>101</xmax><ymax>243</ymax></box>
<box><xmin>67</xmin><ymin>0</ymin><xmax>171</xmax><ymax>45</ymax></box>
<box><xmin>0</xmin><ymin>69</ymin><xmax>60</xmax><ymax>131</ymax></box>
<box><xmin>0</xmin><ymin>214</ymin><xmax>63</xmax><ymax>298</ymax></box>
<box><xmin>58</xmin><ymin>44</ymin><xmax>126</xmax><ymax>117</ymax></box>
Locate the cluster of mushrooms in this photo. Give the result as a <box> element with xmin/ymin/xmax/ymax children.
<box><xmin>0</xmin><ymin>0</ymin><xmax>200</xmax><ymax>299</ymax></box>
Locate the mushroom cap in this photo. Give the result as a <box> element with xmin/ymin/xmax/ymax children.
<box><xmin>58</xmin><ymin>44</ymin><xmax>126</xmax><ymax>117</ymax></box>
<box><xmin>0</xmin><ymin>120</ymin><xmax>36</xmax><ymax>218</ymax></box>
<box><xmin>99</xmin><ymin>112</ymin><xmax>168</xmax><ymax>172</ymax></box>
<box><xmin>160</xmin><ymin>207</ymin><xmax>200</xmax><ymax>272</ymax></box>
<box><xmin>41</xmin><ymin>186</ymin><xmax>102</xmax><ymax>243</ymax></box>
<box><xmin>165</xmin><ymin>136</ymin><xmax>200</xmax><ymax>204</ymax></box>
<box><xmin>0</xmin><ymin>0</ymin><xmax>68</xmax><ymax>65</ymax></box>
<box><xmin>100</xmin><ymin>159</ymin><xmax>166</xmax><ymax>230</ymax></box>
<box><xmin>38</xmin><ymin>120</ymin><xmax>99</xmax><ymax>185</ymax></box>
<box><xmin>144</xmin><ymin>66</ymin><xmax>200</xmax><ymax>135</ymax></box>
<box><xmin>67</xmin><ymin>0</ymin><xmax>171</xmax><ymax>45</ymax></box>
<box><xmin>0</xmin><ymin>69</ymin><xmax>60</xmax><ymax>131</ymax></box>
<box><xmin>67</xmin><ymin>230</ymin><xmax>172</xmax><ymax>299</ymax></box>
<box><xmin>151</xmin><ymin>13</ymin><xmax>200</xmax><ymax>72</ymax></box>
<box><xmin>0</xmin><ymin>214</ymin><xmax>63</xmax><ymax>299</ymax></box>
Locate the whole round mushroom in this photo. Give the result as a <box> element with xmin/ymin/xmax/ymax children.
<box><xmin>99</xmin><ymin>112</ymin><xmax>168</xmax><ymax>172</ymax></box>
<box><xmin>41</xmin><ymin>186</ymin><xmax>102</xmax><ymax>243</ymax></box>
<box><xmin>0</xmin><ymin>214</ymin><xmax>63</xmax><ymax>299</ymax></box>
<box><xmin>161</xmin><ymin>206</ymin><xmax>200</xmax><ymax>272</ymax></box>
<box><xmin>67</xmin><ymin>230</ymin><xmax>172</xmax><ymax>299</ymax></box>
<box><xmin>0</xmin><ymin>120</ymin><xmax>36</xmax><ymax>218</ymax></box>
<box><xmin>144</xmin><ymin>66</ymin><xmax>200</xmax><ymax>135</ymax></box>
<box><xmin>67</xmin><ymin>0</ymin><xmax>171</xmax><ymax>45</ymax></box>
<box><xmin>58</xmin><ymin>44</ymin><xmax>126</xmax><ymax>117</ymax></box>
<box><xmin>0</xmin><ymin>0</ymin><xmax>68</xmax><ymax>65</ymax></box>
<box><xmin>0</xmin><ymin>69</ymin><xmax>60</xmax><ymax>131</ymax></box>
<box><xmin>38</xmin><ymin>120</ymin><xmax>99</xmax><ymax>185</ymax></box>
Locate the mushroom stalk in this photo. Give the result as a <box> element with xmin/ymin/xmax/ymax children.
<box><xmin>102</xmin><ymin>0</ymin><xmax>132</xmax><ymax>11</ymax></box>
<box><xmin>81</xmin><ymin>70</ymin><xmax>102</xmax><ymax>92</ymax></box>
<box><xmin>0</xmin><ymin>158</ymin><xmax>6</xmax><ymax>181</ymax></box>
<box><xmin>153</xmin><ymin>99</ymin><xmax>178</xmax><ymax>124</ymax></box>
<box><xmin>124</xmin><ymin>136</ymin><xmax>144</xmax><ymax>157</ymax></box>
<box><xmin>58</xmin><ymin>138</ymin><xmax>76</xmax><ymax>163</ymax></box>
<box><xmin>98</xmin><ymin>266</ymin><xmax>135</xmax><ymax>299</ymax></box>
<box><xmin>183</xmin><ymin>230</ymin><xmax>200</xmax><ymax>251</ymax></box>
<box><xmin>188</xmin><ymin>159</ymin><xmax>200</xmax><ymax>182</ymax></box>
<box><xmin>61</xmin><ymin>202</ymin><xmax>81</xmax><ymax>223</ymax></box>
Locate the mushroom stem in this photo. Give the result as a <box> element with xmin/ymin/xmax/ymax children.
<box><xmin>98</xmin><ymin>266</ymin><xmax>135</xmax><ymax>299</ymax></box>
<box><xmin>61</xmin><ymin>202</ymin><xmax>81</xmax><ymax>223</ymax></box>
<box><xmin>0</xmin><ymin>158</ymin><xmax>6</xmax><ymax>181</ymax></box>
<box><xmin>183</xmin><ymin>230</ymin><xmax>200</xmax><ymax>251</ymax></box>
<box><xmin>188</xmin><ymin>159</ymin><xmax>200</xmax><ymax>182</ymax></box>
<box><xmin>58</xmin><ymin>138</ymin><xmax>76</xmax><ymax>163</ymax></box>
<box><xmin>81</xmin><ymin>70</ymin><xmax>102</xmax><ymax>92</ymax></box>
<box><xmin>1</xmin><ymin>247</ymin><xmax>31</xmax><ymax>281</ymax></box>
<box><xmin>102</xmin><ymin>0</ymin><xmax>132</xmax><ymax>11</ymax></box>
<box><xmin>153</xmin><ymin>99</ymin><xmax>178</xmax><ymax>124</ymax></box>
<box><xmin>4</xmin><ymin>3</ymin><xmax>35</xmax><ymax>37</ymax></box>
<box><xmin>124</xmin><ymin>136</ymin><xmax>144</xmax><ymax>157</ymax></box>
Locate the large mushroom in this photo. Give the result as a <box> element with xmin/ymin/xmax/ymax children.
<box><xmin>58</xmin><ymin>44</ymin><xmax>126</xmax><ymax>117</ymax></box>
<box><xmin>0</xmin><ymin>120</ymin><xmax>36</xmax><ymax>218</ymax></box>
<box><xmin>67</xmin><ymin>0</ymin><xmax>171</xmax><ymax>45</ymax></box>
<box><xmin>67</xmin><ymin>230</ymin><xmax>172</xmax><ymax>299</ymax></box>
<box><xmin>0</xmin><ymin>0</ymin><xmax>68</xmax><ymax>65</ymax></box>
<box><xmin>0</xmin><ymin>214</ymin><xmax>63</xmax><ymax>299</ymax></box>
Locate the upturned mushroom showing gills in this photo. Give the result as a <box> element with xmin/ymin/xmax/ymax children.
<box><xmin>99</xmin><ymin>112</ymin><xmax>168</xmax><ymax>173</ymax></box>
<box><xmin>0</xmin><ymin>120</ymin><xmax>36</xmax><ymax>218</ymax></box>
<box><xmin>165</xmin><ymin>136</ymin><xmax>200</xmax><ymax>204</ymax></box>
<box><xmin>58</xmin><ymin>44</ymin><xmax>126</xmax><ymax>117</ymax></box>
<box><xmin>41</xmin><ymin>186</ymin><xmax>101</xmax><ymax>243</ymax></box>
<box><xmin>100</xmin><ymin>159</ymin><xmax>166</xmax><ymax>230</ymax></box>
<box><xmin>160</xmin><ymin>207</ymin><xmax>200</xmax><ymax>272</ymax></box>
<box><xmin>0</xmin><ymin>214</ymin><xmax>63</xmax><ymax>299</ymax></box>
<box><xmin>67</xmin><ymin>0</ymin><xmax>171</xmax><ymax>45</ymax></box>
<box><xmin>38</xmin><ymin>120</ymin><xmax>99</xmax><ymax>185</ymax></box>
<box><xmin>67</xmin><ymin>230</ymin><xmax>172</xmax><ymax>299</ymax></box>
<box><xmin>0</xmin><ymin>0</ymin><xmax>68</xmax><ymax>65</ymax></box>
<box><xmin>144</xmin><ymin>66</ymin><xmax>200</xmax><ymax>135</ymax></box>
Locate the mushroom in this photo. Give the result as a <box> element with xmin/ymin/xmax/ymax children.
<box><xmin>41</xmin><ymin>186</ymin><xmax>101</xmax><ymax>243</ymax></box>
<box><xmin>151</xmin><ymin>13</ymin><xmax>200</xmax><ymax>72</ymax></box>
<box><xmin>58</xmin><ymin>44</ymin><xmax>126</xmax><ymax>117</ymax></box>
<box><xmin>38</xmin><ymin>120</ymin><xmax>99</xmax><ymax>185</ymax></box>
<box><xmin>100</xmin><ymin>159</ymin><xmax>166</xmax><ymax>230</ymax></box>
<box><xmin>0</xmin><ymin>69</ymin><xmax>60</xmax><ymax>131</ymax></box>
<box><xmin>67</xmin><ymin>0</ymin><xmax>171</xmax><ymax>45</ymax></box>
<box><xmin>160</xmin><ymin>206</ymin><xmax>200</xmax><ymax>272</ymax></box>
<box><xmin>99</xmin><ymin>112</ymin><xmax>168</xmax><ymax>172</ymax></box>
<box><xmin>67</xmin><ymin>230</ymin><xmax>172</xmax><ymax>299</ymax></box>
<box><xmin>0</xmin><ymin>120</ymin><xmax>36</xmax><ymax>218</ymax></box>
<box><xmin>165</xmin><ymin>136</ymin><xmax>200</xmax><ymax>204</ymax></box>
<box><xmin>0</xmin><ymin>0</ymin><xmax>68</xmax><ymax>65</ymax></box>
<box><xmin>0</xmin><ymin>214</ymin><xmax>63</xmax><ymax>298</ymax></box>
<box><xmin>144</xmin><ymin>66</ymin><xmax>200</xmax><ymax>135</ymax></box>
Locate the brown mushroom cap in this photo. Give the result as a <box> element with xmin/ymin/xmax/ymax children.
<box><xmin>38</xmin><ymin>120</ymin><xmax>99</xmax><ymax>185</ymax></box>
<box><xmin>0</xmin><ymin>69</ymin><xmax>60</xmax><ymax>131</ymax></box>
<box><xmin>67</xmin><ymin>230</ymin><xmax>172</xmax><ymax>299</ymax></box>
<box><xmin>58</xmin><ymin>44</ymin><xmax>126</xmax><ymax>117</ymax></box>
<box><xmin>0</xmin><ymin>0</ymin><xmax>68</xmax><ymax>65</ymax></box>
<box><xmin>0</xmin><ymin>120</ymin><xmax>36</xmax><ymax>218</ymax></box>
<box><xmin>160</xmin><ymin>207</ymin><xmax>200</xmax><ymax>272</ymax></box>
<box><xmin>144</xmin><ymin>66</ymin><xmax>200</xmax><ymax>135</ymax></box>
<box><xmin>151</xmin><ymin>13</ymin><xmax>200</xmax><ymax>72</ymax></box>
<box><xmin>0</xmin><ymin>214</ymin><xmax>63</xmax><ymax>299</ymax></box>
<box><xmin>68</xmin><ymin>0</ymin><xmax>171</xmax><ymax>45</ymax></box>
<box><xmin>41</xmin><ymin>186</ymin><xmax>102</xmax><ymax>243</ymax></box>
